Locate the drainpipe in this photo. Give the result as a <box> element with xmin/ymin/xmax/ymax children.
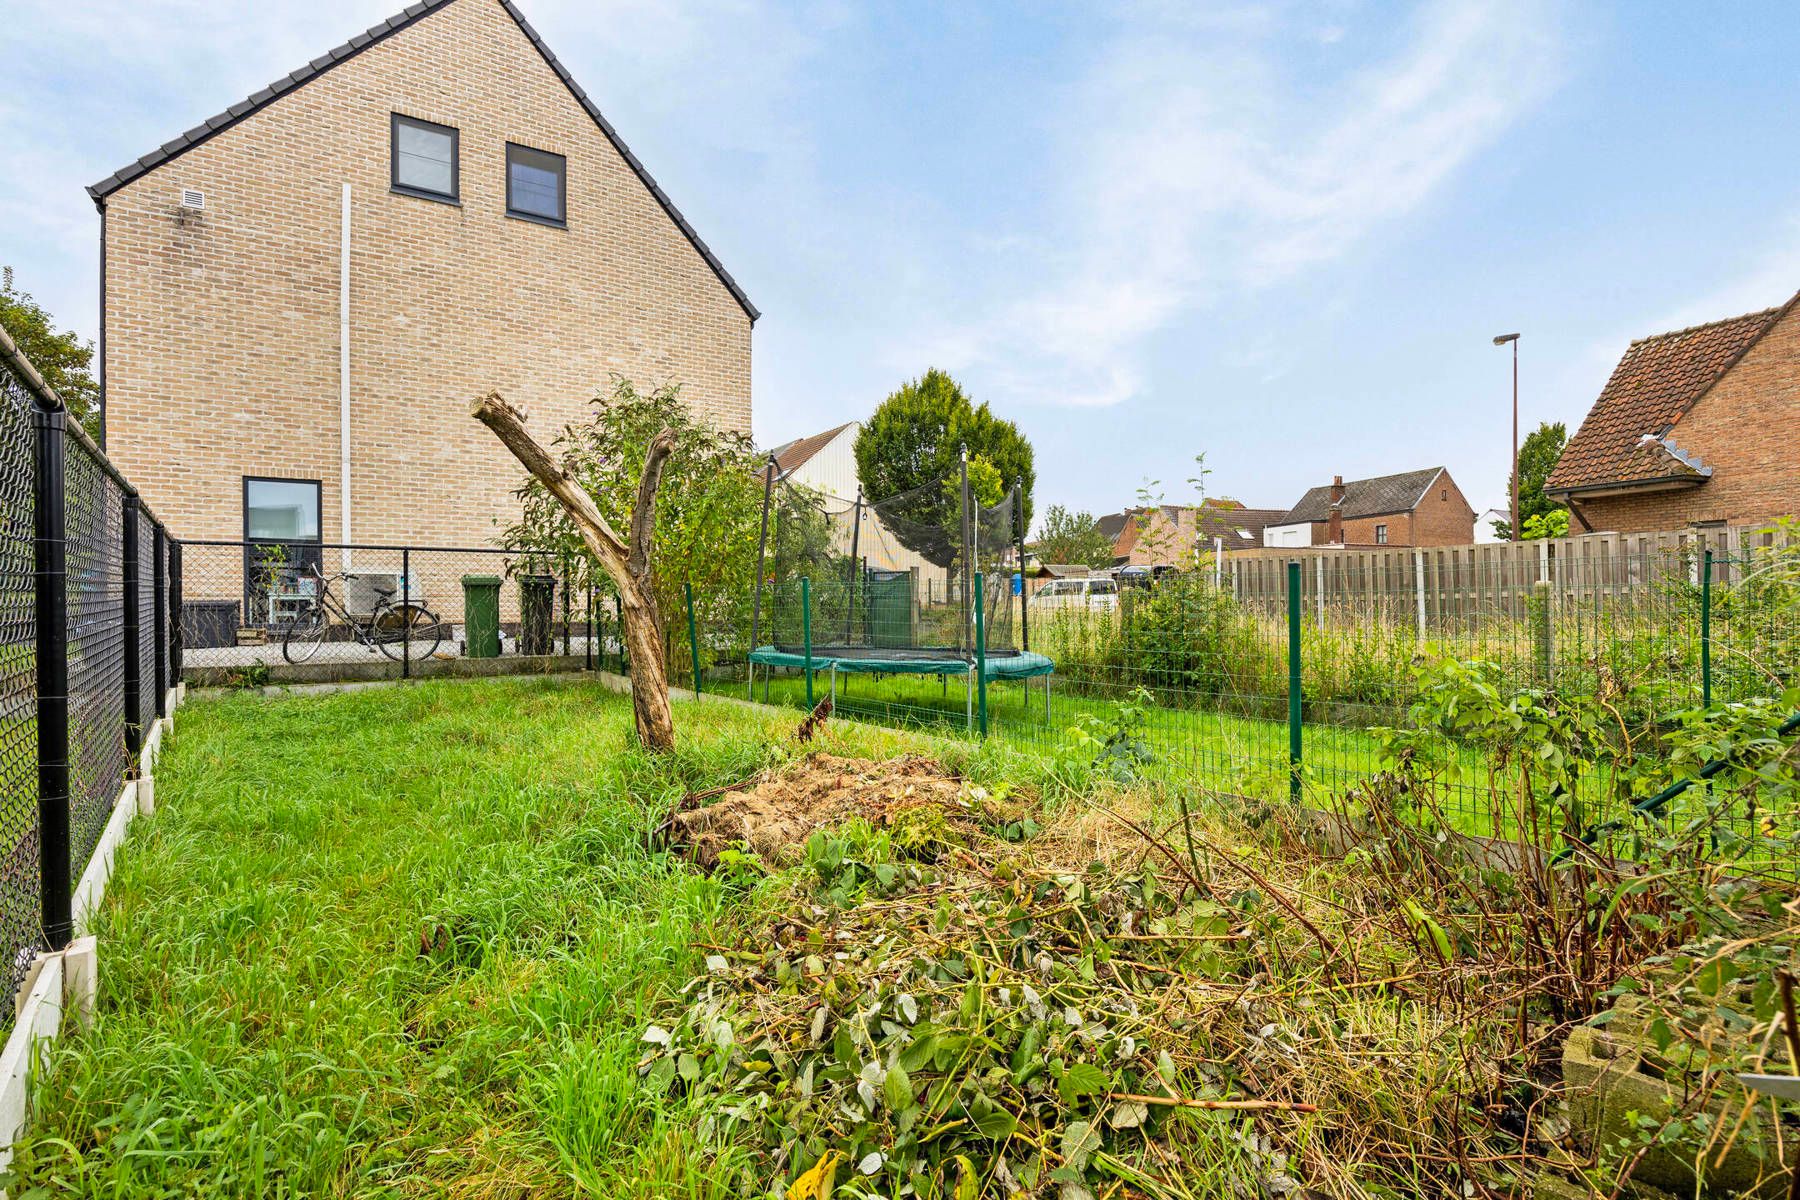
<box><xmin>339</xmin><ymin>183</ymin><xmax>353</xmax><ymax>571</ymax></box>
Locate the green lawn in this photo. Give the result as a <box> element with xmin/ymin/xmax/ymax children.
<box><xmin>749</xmin><ymin>667</ymin><xmax>1529</xmax><ymax>833</ymax></box>
<box><xmin>5</xmin><ymin>677</ymin><xmax>1022</xmax><ymax>1198</ymax></box>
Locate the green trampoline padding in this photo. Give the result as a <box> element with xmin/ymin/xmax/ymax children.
<box><xmin>749</xmin><ymin>646</ymin><xmax>1055</xmax><ymax>680</ymax></box>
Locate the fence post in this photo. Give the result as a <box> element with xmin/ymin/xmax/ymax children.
<box><xmin>1412</xmin><ymin>549</ymin><xmax>1426</xmax><ymax>642</ymax></box>
<box><xmin>153</xmin><ymin>523</ymin><xmax>168</xmax><ymax>717</ymax></box>
<box><xmin>974</xmin><ymin>572</ymin><xmax>989</xmax><ymax>737</ymax></box>
<box><xmin>1287</xmin><ymin>560</ymin><xmax>1302</xmax><ymax>805</ymax></box>
<box><xmin>32</xmin><ymin>404</ymin><xmax>72</xmax><ymax>951</ymax></box>
<box><xmin>1700</xmin><ymin>548</ymin><xmax>1713</xmax><ymax>707</ymax></box>
<box><xmin>562</xmin><ymin>559</ymin><xmax>572</xmax><ymax>657</ymax></box>
<box><xmin>122</xmin><ymin>493</ymin><xmax>143</xmax><ymax>765</ymax></box>
<box><xmin>169</xmin><ymin>540</ymin><xmax>184</xmax><ymax>682</ymax></box>
<box><xmin>684</xmin><ymin>580</ymin><xmax>703</xmax><ymax>696</ymax></box>
<box><xmin>586</xmin><ymin>580</ymin><xmax>595</xmax><ymax>671</ymax></box>
<box><xmin>801</xmin><ymin>576</ymin><xmax>813</xmax><ymax>706</ymax></box>
<box><xmin>614</xmin><ymin>593</ymin><xmax>626</xmax><ymax>674</ymax></box>
<box><xmin>400</xmin><ymin>547</ymin><xmax>411</xmax><ymax>679</ymax></box>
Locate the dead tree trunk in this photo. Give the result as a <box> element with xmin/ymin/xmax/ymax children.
<box><xmin>472</xmin><ymin>391</ymin><xmax>677</xmax><ymax>752</ymax></box>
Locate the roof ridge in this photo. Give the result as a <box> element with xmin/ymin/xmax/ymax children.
<box><xmin>1627</xmin><ymin>305</ymin><xmax>1783</xmax><ymax>346</ymax></box>
<box><xmin>86</xmin><ymin>0</ymin><xmax>757</xmax><ymax>323</ymax></box>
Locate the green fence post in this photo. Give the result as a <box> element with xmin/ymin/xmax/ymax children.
<box><xmin>1287</xmin><ymin>559</ymin><xmax>1302</xmax><ymax>804</ymax></box>
<box><xmin>801</xmin><ymin>577</ymin><xmax>814</xmax><ymax>706</ymax></box>
<box><xmin>684</xmin><ymin>580</ymin><xmax>703</xmax><ymax>696</ymax></box>
<box><xmin>974</xmin><ymin>571</ymin><xmax>989</xmax><ymax>737</ymax></box>
<box><xmin>1700</xmin><ymin>548</ymin><xmax>1713</xmax><ymax>708</ymax></box>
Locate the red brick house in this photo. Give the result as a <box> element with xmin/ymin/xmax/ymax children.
<box><xmin>1263</xmin><ymin>468</ymin><xmax>1475</xmax><ymax>548</ymax></box>
<box><xmin>1545</xmin><ymin>291</ymin><xmax>1800</xmax><ymax>533</ymax></box>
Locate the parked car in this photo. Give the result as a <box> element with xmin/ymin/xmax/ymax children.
<box><xmin>1029</xmin><ymin>577</ymin><xmax>1119</xmax><ymax>612</ymax></box>
<box><xmin>1115</xmin><ymin>564</ymin><xmax>1180</xmax><ymax>590</ymax></box>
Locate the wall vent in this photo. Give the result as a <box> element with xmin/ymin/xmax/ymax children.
<box><xmin>179</xmin><ymin>188</ymin><xmax>205</xmax><ymax>211</ymax></box>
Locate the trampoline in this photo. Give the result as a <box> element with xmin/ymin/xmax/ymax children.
<box><xmin>745</xmin><ymin>447</ymin><xmax>1056</xmax><ymax>731</ymax></box>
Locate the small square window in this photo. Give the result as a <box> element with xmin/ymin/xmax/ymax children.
<box><xmin>507</xmin><ymin>142</ymin><xmax>566</xmax><ymax>226</ymax></box>
<box><xmin>1374</xmin><ymin>524</ymin><xmax>1388</xmax><ymax>545</ymax></box>
<box><xmin>392</xmin><ymin>114</ymin><xmax>458</xmax><ymax>203</ymax></box>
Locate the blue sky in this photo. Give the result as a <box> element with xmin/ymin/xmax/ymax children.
<box><xmin>5</xmin><ymin>0</ymin><xmax>1800</xmax><ymax>523</ymax></box>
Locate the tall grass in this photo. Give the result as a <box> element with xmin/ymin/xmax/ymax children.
<box><xmin>1</xmin><ymin>677</ymin><xmax>1036</xmax><ymax>1197</ymax></box>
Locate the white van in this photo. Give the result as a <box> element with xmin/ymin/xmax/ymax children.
<box><xmin>1028</xmin><ymin>577</ymin><xmax>1119</xmax><ymax>613</ymax></box>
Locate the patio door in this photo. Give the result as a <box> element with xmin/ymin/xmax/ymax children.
<box><xmin>244</xmin><ymin>477</ymin><xmax>322</xmax><ymax>627</ymax></box>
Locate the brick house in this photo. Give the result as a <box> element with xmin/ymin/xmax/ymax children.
<box><xmin>1262</xmin><ymin>468</ymin><xmax>1475</xmax><ymax>548</ymax></box>
<box><xmin>90</xmin><ymin>0</ymin><xmax>756</xmax><ymax>562</ymax></box>
<box><xmin>1544</xmin><ymin>292</ymin><xmax>1800</xmax><ymax>533</ymax></box>
<box><xmin>1098</xmin><ymin>500</ymin><xmax>1286</xmax><ymax>566</ymax></box>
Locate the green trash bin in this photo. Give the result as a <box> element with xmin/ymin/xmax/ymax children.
<box><xmin>519</xmin><ymin>573</ymin><xmax>556</xmax><ymax>656</ymax></box>
<box><xmin>461</xmin><ymin>575</ymin><xmax>502</xmax><ymax>658</ymax></box>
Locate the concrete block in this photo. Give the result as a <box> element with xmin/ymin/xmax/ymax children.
<box><xmin>61</xmin><ymin>937</ymin><xmax>96</xmax><ymax>1032</ymax></box>
<box><xmin>1564</xmin><ymin>1021</ymin><xmax>1794</xmax><ymax>1197</ymax></box>
<box><xmin>136</xmin><ymin>775</ymin><xmax>155</xmax><ymax>817</ymax></box>
<box><xmin>0</xmin><ymin>953</ymin><xmax>62</xmax><ymax>1172</ymax></box>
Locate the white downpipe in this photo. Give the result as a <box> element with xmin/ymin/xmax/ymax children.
<box><xmin>339</xmin><ymin>183</ymin><xmax>353</xmax><ymax>572</ymax></box>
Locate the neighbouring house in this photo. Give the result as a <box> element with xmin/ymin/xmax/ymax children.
<box><xmin>769</xmin><ymin>422</ymin><xmax>860</xmax><ymax>505</ymax></box>
<box><xmin>1262</xmin><ymin>468</ymin><xmax>1475</xmax><ymax>548</ymax></box>
<box><xmin>764</xmin><ymin>421</ymin><xmax>944</xmax><ymax>579</ymax></box>
<box><xmin>1098</xmin><ymin>499</ymin><xmax>1285</xmax><ymax>566</ymax></box>
<box><xmin>1474</xmin><ymin>508</ymin><xmax>1510</xmax><ymax>543</ymax></box>
<box><xmin>92</xmin><ymin>0</ymin><xmax>756</xmax><ymax>565</ymax></box>
<box><xmin>1544</xmin><ymin>292</ymin><xmax>1800</xmax><ymax>533</ymax></box>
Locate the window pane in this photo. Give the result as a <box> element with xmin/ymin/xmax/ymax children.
<box><xmin>508</xmin><ymin>145</ymin><xmax>564</xmax><ymax>220</ymax></box>
<box><xmin>1090</xmin><ymin>581</ymin><xmax>1116</xmax><ymax>594</ymax></box>
<box><xmin>396</xmin><ymin>119</ymin><xmax>454</xmax><ymax>196</ymax></box>
<box><xmin>247</xmin><ymin>480</ymin><xmax>320</xmax><ymax>541</ymax></box>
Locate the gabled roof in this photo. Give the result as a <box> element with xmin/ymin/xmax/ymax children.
<box><xmin>85</xmin><ymin>0</ymin><xmax>758</xmax><ymax>323</ymax></box>
<box><xmin>1279</xmin><ymin>467</ymin><xmax>1446</xmax><ymax>524</ymax></box>
<box><xmin>1545</xmin><ymin>296</ymin><xmax>1798</xmax><ymax>494</ymax></box>
<box><xmin>1198</xmin><ymin>505</ymin><xmax>1286</xmax><ymax>550</ymax></box>
<box><xmin>769</xmin><ymin>422</ymin><xmax>855</xmax><ymax>476</ymax></box>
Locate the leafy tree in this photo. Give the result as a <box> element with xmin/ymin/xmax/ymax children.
<box><xmin>853</xmin><ymin>369</ymin><xmax>1034</xmax><ymax>567</ymax></box>
<box><xmin>1032</xmin><ymin>505</ymin><xmax>1115</xmax><ymax>569</ymax></box>
<box><xmin>497</xmin><ymin>378</ymin><xmax>764</xmax><ymax>677</ymax></box>
<box><xmin>0</xmin><ymin>267</ymin><xmax>100</xmax><ymax>438</ymax></box>
<box><xmin>1491</xmin><ymin>421</ymin><xmax>1568</xmax><ymax>540</ymax></box>
<box><xmin>1521</xmin><ymin>509</ymin><xmax>1569</xmax><ymax>540</ymax></box>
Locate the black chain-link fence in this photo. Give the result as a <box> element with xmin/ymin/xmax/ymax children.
<box><xmin>176</xmin><ymin>542</ymin><xmax>613</xmax><ymax>681</ymax></box>
<box><xmin>0</xmin><ymin>324</ymin><xmax>178</xmax><ymax>1020</ymax></box>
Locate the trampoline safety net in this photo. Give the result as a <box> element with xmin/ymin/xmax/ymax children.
<box><xmin>751</xmin><ymin>463</ymin><xmax>1039</xmax><ymax>673</ymax></box>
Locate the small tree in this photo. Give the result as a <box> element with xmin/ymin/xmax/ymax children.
<box><xmin>478</xmin><ymin>380</ymin><xmax>764</xmax><ymax>752</ymax></box>
<box><xmin>853</xmin><ymin>369</ymin><xmax>1034</xmax><ymax>566</ymax></box>
<box><xmin>0</xmin><ymin>267</ymin><xmax>100</xmax><ymax>438</ymax></box>
<box><xmin>1032</xmin><ymin>506</ymin><xmax>1115</xmax><ymax>569</ymax></box>
<box><xmin>1492</xmin><ymin>421</ymin><xmax>1569</xmax><ymax>540</ymax></box>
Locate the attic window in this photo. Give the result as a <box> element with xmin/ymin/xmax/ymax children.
<box><xmin>1375</xmin><ymin>524</ymin><xmax>1388</xmax><ymax>544</ymax></box>
<box><xmin>506</xmin><ymin>142</ymin><xmax>566</xmax><ymax>227</ymax></box>
<box><xmin>391</xmin><ymin>114</ymin><xmax>459</xmax><ymax>203</ymax></box>
<box><xmin>1440</xmin><ymin>489</ymin><xmax>1447</xmax><ymax>501</ymax></box>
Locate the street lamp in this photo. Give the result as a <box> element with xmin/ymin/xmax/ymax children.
<box><xmin>1493</xmin><ymin>332</ymin><xmax>1520</xmax><ymax>541</ymax></box>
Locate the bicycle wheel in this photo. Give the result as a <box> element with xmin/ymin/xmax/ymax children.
<box><xmin>375</xmin><ymin>603</ymin><xmax>445</xmax><ymax>663</ymax></box>
<box><xmin>282</xmin><ymin>608</ymin><xmax>332</xmax><ymax>664</ymax></box>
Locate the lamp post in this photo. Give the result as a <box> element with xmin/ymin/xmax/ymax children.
<box><xmin>1493</xmin><ymin>332</ymin><xmax>1520</xmax><ymax>541</ymax></box>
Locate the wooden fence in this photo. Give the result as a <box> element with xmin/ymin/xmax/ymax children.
<box><xmin>1223</xmin><ymin>523</ymin><xmax>1794</xmax><ymax>628</ymax></box>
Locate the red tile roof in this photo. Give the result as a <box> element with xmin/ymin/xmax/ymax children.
<box><xmin>1546</xmin><ymin>296</ymin><xmax>1798</xmax><ymax>493</ymax></box>
<box><xmin>770</xmin><ymin>422</ymin><xmax>855</xmax><ymax>476</ymax></box>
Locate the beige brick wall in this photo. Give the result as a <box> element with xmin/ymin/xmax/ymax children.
<box><xmin>1570</xmin><ymin>305</ymin><xmax>1800</xmax><ymax>534</ymax></box>
<box><xmin>101</xmin><ymin>0</ymin><xmax>752</xmax><ymax>553</ymax></box>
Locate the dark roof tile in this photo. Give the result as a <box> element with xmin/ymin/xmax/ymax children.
<box><xmin>1279</xmin><ymin>467</ymin><xmax>1445</xmax><ymax>524</ymax></box>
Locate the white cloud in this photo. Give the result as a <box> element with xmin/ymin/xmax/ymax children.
<box><xmin>920</xmin><ymin>0</ymin><xmax>1566</xmax><ymax>412</ymax></box>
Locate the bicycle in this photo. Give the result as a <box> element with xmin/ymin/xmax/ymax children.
<box><xmin>281</xmin><ymin>565</ymin><xmax>444</xmax><ymax>665</ymax></box>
